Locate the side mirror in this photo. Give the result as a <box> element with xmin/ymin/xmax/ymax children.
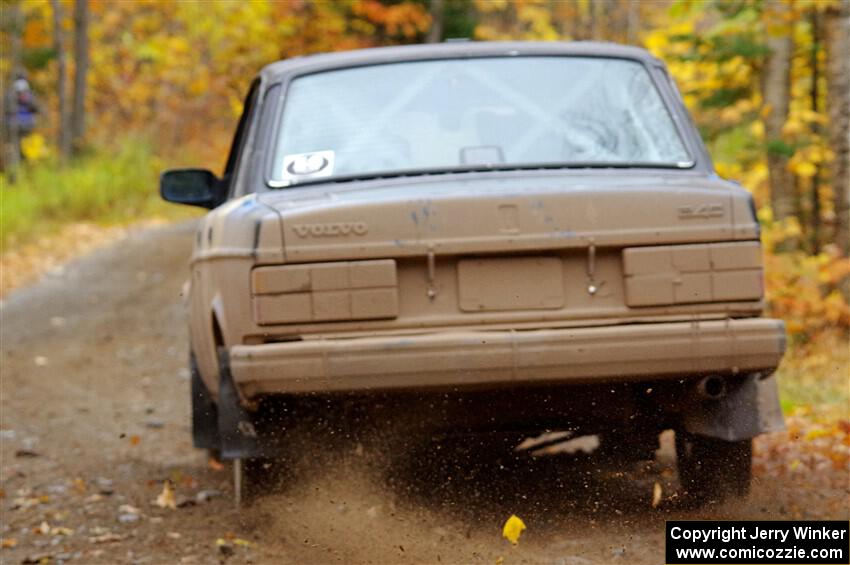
<box><xmin>160</xmin><ymin>169</ymin><xmax>224</xmax><ymax>209</ymax></box>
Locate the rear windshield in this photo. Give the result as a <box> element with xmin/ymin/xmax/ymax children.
<box><xmin>270</xmin><ymin>57</ymin><xmax>692</xmax><ymax>185</ymax></box>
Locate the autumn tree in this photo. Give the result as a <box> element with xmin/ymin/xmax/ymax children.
<box><xmin>426</xmin><ymin>0</ymin><xmax>444</xmax><ymax>42</ymax></box>
<box><xmin>71</xmin><ymin>0</ymin><xmax>87</xmax><ymax>153</ymax></box>
<box><xmin>1</xmin><ymin>0</ymin><xmax>23</xmax><ymax>174</ymax></box>
<box><xmin>50</xmin><ymin>0</ymin><xmax>70</xmax><ymax>160</ymax></box>
<box><xmin>763</xmin><ymin>0</ymin><xmax>794</xmax><ymax>221</ymax></box>
<box><xmin>825</xmin><ymin>0</ymin><xmax>849</xmax><ymax>256</ymax></box>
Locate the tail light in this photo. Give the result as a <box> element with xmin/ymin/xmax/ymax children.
<box><xmin>252</xmin><ymin>260</ymin><xmax>398</xmax><ymax>325</ymax></box>
<box><xmin>622</xmin><ymin>242</ymin><xmax>763</xmax><ymax>307</ymax></box>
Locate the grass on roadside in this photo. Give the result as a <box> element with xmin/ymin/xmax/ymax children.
<box><xmin>1</xmin><ymin>140</ymin><xmax>199</xmax><ymax>250</ymax></box>
<box><xmin>776</xmin><ymin>332</ymin><xmax>849</xmax><ymax>421</ymax></box>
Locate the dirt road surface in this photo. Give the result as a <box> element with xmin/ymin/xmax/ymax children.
<box><xmin>1</xmin><ymin>222</ymin><xmax>847</xmax><ymax>565</ymax></box>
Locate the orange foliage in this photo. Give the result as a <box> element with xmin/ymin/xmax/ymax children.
<box><xmin>353</xmin><ymin>0</ymin><xmax>431</xmax><ymax>39</ymax></box>
<box><xmin>13</xmin><ymin>0</ymin><xmax>430</xmax><ymax>172</ymax></box>
<box><xmin>761</xmin><ymin>214</ymin><xmax>850</xmax><ymax>342</ymax></box>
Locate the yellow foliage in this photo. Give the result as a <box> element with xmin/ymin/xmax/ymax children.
<box><xmin>644</xmin><ymin>32</ymin><xmax>668</xmax><ymax>53</ymax></box>
<box><xmin>782</xmin><ymin>117</ymin><xmax>806</xmax><ymax>137</ymax></box>
<box><xmin>475</xmin><ymin>0</ymin><xmax>509</xmax><ymax>12</ymax></box>
<box><xmin>21</xmin><ymin>134</ymin><xmax>49</xmax><ymax>162</ymax></box>
<box><xmin>228</xmin><ymin>96</ymin><xmax>244</xmax><ymax>119</ymax></box>
<box><xmin>792</xmin><ymin>161</ymin><xmax>817</xmax><ymax>178</ymax></box>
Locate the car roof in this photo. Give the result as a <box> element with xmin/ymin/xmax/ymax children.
<box><xmin>258</xmin><ymin>41</ymin><xmax>662</xmax><ymax>82</ymax></box>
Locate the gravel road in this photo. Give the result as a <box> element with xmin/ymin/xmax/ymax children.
<box><xmin>1</xmin><ymin>222</ymin><xmax>847</xmax><ymax>565</ymax></box>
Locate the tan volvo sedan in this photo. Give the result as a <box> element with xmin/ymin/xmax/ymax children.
<box><xmin>160</xmin><ymin>41</ymin><xmax>786</xmax><ymax>505</ymax></box>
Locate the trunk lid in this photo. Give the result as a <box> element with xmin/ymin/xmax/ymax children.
<box><xmin>257</xmin><ymin>171</ymin><xmax>758</xmax><ymax>263</ymax></box>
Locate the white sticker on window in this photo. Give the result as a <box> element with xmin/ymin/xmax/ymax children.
<box><xmin>280</xmin><ymin>150</ymin><xmax>334</xmax><ymax>182</ymax></box>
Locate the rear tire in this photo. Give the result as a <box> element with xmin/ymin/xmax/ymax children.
<box><xmin>675</xmin><ymin>430</ymin><xmax>751</xmax><ymax>506</ymax></box>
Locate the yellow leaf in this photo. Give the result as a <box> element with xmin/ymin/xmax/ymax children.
<box><xmin>21</xmin><ymin>133</ymin><xmax>48</xmax><ymax>161</ymax></box>
<box><xmin>804</xmin><ymin>427</ymin><xmax>829</xmax><ymax>441</ymax></box>
<box><xmin>154</xmin><ymin>480</ymin><xmax>176</xmax><ymax>510</ymax></box>
<box><xmin>502</xmin><ymin>514</ymin><xmax>526</xmax><ymax>545</ymax></box>
<box><xmin>793</xmin><ymin>161</ymin><xmax>817</xmax><ymax>178</ymax></box>
<box><xmin>782</xmin><ymin>118</ymin><xmax>805</xmax><ymax>137</ymax></box>
<box><xmin>229</xmin><ymin>95</ymin><xmax>244</xmax><ymax>118</ymax></box>
<box><xmin>652</xmin><ymin>482</ymin><xmax>663</xmax><ymax>508</ymax></box>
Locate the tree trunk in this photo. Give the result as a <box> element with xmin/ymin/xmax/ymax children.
<box><xmin>426</xmin><ymin>0</ymin><xmax>444</xmax><ymax>43</ymax></box>
<box><xmin>2</xmin><ymin>1</ymin><xmax>23</xmax><ymax>177</ymax></box>
<box><xmin>72</xmin><ymin>0</ymin><xmax>89</xmax><ymax>154</ymax></box>
<box><xmin>626</xmin><ymin>0</ymin><xmax>640</xmax><ymax>45</ymax></box>
<box><xmin>590</xmin><ymin>0</ymin><xmax>601</xmax><ymax>40</ymax></box>
<box><xmin>825</xmin><ymin>0</ymin><xmax>850</xmax><ymax>256</ymax></box>
<box><xmin>763</xmin><ymin>4</ymin><xmax>795</xmax><ymax>222</ymax></box>
<box><xmin>51</xmin><ymin>0</ymin><xmax>71</xmax><ymax>161</ymax></box>
<box><xmin>808</xmin><ymin>9</ymin><xmax>822</xmax><ymax>254</ymax></box>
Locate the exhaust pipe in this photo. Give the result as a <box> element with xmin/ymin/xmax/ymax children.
<box><xmin>696</xmin><ymin>375</ymin><xmax>727</xmax><ymax>399</ymax></box>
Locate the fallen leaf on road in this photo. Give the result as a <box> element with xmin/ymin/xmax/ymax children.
<box><xmin>50</xmin><ymin>527</ymin><xmax>73</xmax><ymax>536</ymax></box>
<box><xmin>12</xmin><ymin>495</ymin><xmax>49</xmax><ymax>510</ymax></box>
<box><xmin>216</xmin><ymin>538</ymin><xmax>234</xmax><ymax>557</ymax></box>
<box><xmin>154</xmin><ymin>480</ymin><xmax>176</xmax><ymax>510</ymax></box>
<box><xmin>652</xmin><ymin>482</ymin><xmax>663</xmax><ymax>508</ymax></box>
<box><xmin>208</xmin><ymin>458</ymin><xmax>224</xmax><ymax>472</ymax></box>
<box><xmin>502</xmin><ymin>514</ymin><xmax>526</xmax><ymax>545</ymax></box>
<box><xmin>89</xmin><ymin>532</ymin><xmax>125</xmax><ymax>544</ymax></box>
<box><xmin>1</xmin><ymin>538</ymin><xmax>16</xmax><ymax>549</ymax></box>
<box><xmin>21</xmin><ymin>552</ymin><xmax>53</xmax><ymax>564</ymax></box>
<box><xmin>129</xmin><ymin>435</ymin><xmax>141</xmax><ymax>446</ymax></box>
<box><xmin>33</xmin><ymin>521</ymin><xmax>50</xmax><ymax>535</ymax></box>
<box><xmin>73</xmin><ymin>478</ymin><xmax>87</xmax><ymax>493</ymax></box>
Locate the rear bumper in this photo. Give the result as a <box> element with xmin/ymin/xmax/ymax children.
<box><xmin>229</xmin><ymin>318</ymin><xmax>785</xmax><ymax>397</ymax></box>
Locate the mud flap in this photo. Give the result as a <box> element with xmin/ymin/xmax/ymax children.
<box><xmin>682</xmin><ymin>373</ymin><xmax>785</xmax><ymax>441</ymax></box>
<box><xmin>216</xmin><ymin>348</ymin><xmax>265</xmax><ymax>460</ymax></box>
<box><xmin>190</xmin><ymin>353</ymin><xmax>220</xmax><ymax>451</ymax></box>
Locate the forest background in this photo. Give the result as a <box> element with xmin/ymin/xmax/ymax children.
<box><xmin>1</xmin><ymin>0</ymin><xmax>848</xmax><ymax>420</ymax></box>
